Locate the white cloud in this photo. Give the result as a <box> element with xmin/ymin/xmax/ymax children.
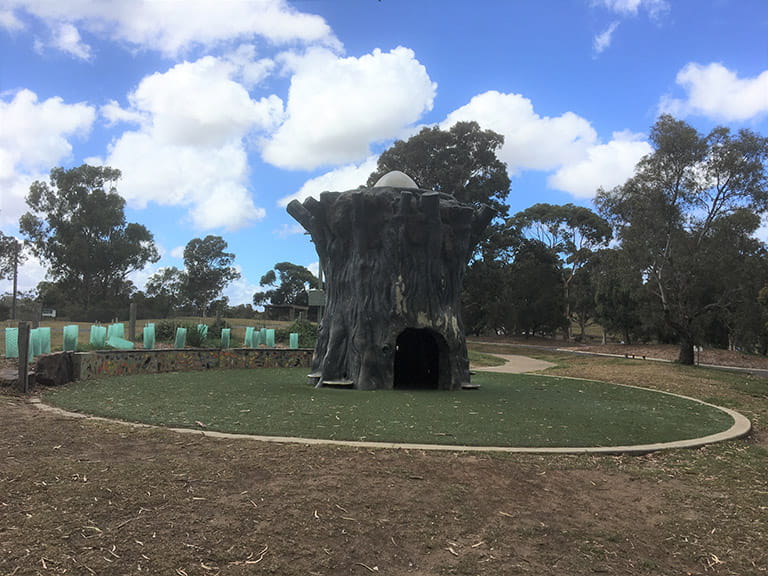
<box><xmin>0</xmin><ymin>173</ymin><xmax>35</xmax><ymax>229</ymax></box>
<box><xmin>548</xmin><ymin>131</ymin><xmax>652</xmax><ymax>197</ymax></box>
<box><xmin>127</xmin><ymin>56</ymin><xmax>284</xmax><ymax>146</ymax></box>
<box><xmin>188</xmin><ymin>182</ymin><xmax>267</xmax><ymax>230</ymax></box>
<box><xmin>591</xmin><ymin>0</ymin><xmax>669</xmax><ymax>54</ymax></box>
<box><xmin>262</xmin><ymin>47</ymin><xmax>436</xmax><ymax>170</ymax></box>
<box><xmin>51</xmin><ymin>22</ymin><xmax>91</xmax><ymax>60</ymax></box>
<box><xmin>105</xmin><ymin>133</ymin><xmax>267</xmax><ymax>231</ymax></box>
<box><xmin>660</xmin><ymin>62</ymin><xmax>768</xmax><ymax>122</ymax></box>
<box><xmin>274</xmin><ymin>223</ymin><xmax>306</xmax><ymax>238</ymax></box>
<box><xmin>4</xmin><ymin>0</ymin><xmax>340</xmax><ymax>57</ymax></box>
<box><xmin>225</xmin><ymin>44</ymin><xmax>276</xmax><ymax>89</ymax></box>
<box><xmin>0</xmin><ymin>8</ymin><xmax>23</xmax><ymax>30</ymax></box>
<box><xmin>442</xmin><ymin>91</ymin><xmax>651</xmax><ymax>200</ymax></box>
<box><xmin>593</xmin><ymin>21</ymin><xmax>619</xmax><ymax>54</ymax></box>
<box><xmin>278</xmin><ymin>157</ymin><xmax>378</xmax><ymax>206</ymax></box>
<box><xmin>0</xmin><ymin>89</ymin><xmax>95</xmax><ymax>173</ymax></box>
<box><xmin>101</xmin><ymin>99</ymin><xmax>144</xmax><ymax>126</ymax></box>
<box><xmin>169</xmin><ymin>246</ymin><xmax>185</xmax><ymax>259</ymax></box>
<box><xmin>126</xmin><ymin>263</ymin><xmax>160</xmax><ymax>295</ymax></box>
<box><xmin>306</xmin><ymin>261</ymin><xmax>320</xmax><ymax>278</ymax></box>
<box><xmin>442</xmin><ymin>91</ymin><xmax>597</xmax><ymax>173</ymax></box>
<box><xmin>593</xmin><ymin>0</ymin><xmax>669</xmax><ymax>19</ymax></box>
<box><xmin>223</xmin><ymin>268</ymin><xmax>260</xmax><ymax>306</ymax></box>
<box><xmin>102</xmin><ymin>56</ymin><xmax>281</xmax><ymax>230</ymax></box>
<box><xmin>0</xmin><ymin>89</ymin><xmax>95</xmax><ymax>227</ymax></box>
<box><xmin>0</xmin><ymin>251</ymin><xmax>48</xmax><ymax>295</ymax></box>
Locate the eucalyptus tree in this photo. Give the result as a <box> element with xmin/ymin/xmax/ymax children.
<box><xmin>0</xmin><ymin>230</ymin><xmax>26</xmax><ymax>319</ymax></box>
<box><xmin>19</xmin><ymin>165</ymin><xmax>159</xmax><ymax>316</ymax></box>
<box><xmin>144</xmin><ymin>266</ymin><xmax>186</xmax><ymax>317</ymax></box>
<box><xmin>253</xmin><ymin>262</ymin><xmax>319</xmax><ymax>307</ymax></box>
<box><xmin>367</xmin><ymin>120</ymin><xmax>511</xmax><ymax>217</ymax></box>
<box><xmin>597</xmin><ymin>115</ymin><xmax>768</xmax><ymax>364</ymax></box>
<box><xmin>183</xmin><ymin>235</ymin><xmax>240</xmax><ymax>317</ymax></box>
<box><xmin>510</xmin><ymin>203</ymin><xmax>612</xmax><ymax>338</ymax></box>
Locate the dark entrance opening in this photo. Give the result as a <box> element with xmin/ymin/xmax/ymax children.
<box><xmin>394</xmin><ymin>328</ymin><xmax>447</xmax><ymax>389</ymax></box>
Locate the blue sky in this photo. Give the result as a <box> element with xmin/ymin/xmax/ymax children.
<box><xmin>1</xmin><ymin>0</ymin><xmax>767</xmax><ymax>306</ymax></box>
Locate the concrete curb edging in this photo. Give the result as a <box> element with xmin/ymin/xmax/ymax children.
<box><xmin>29</xmin><ymin>391</ymin><xmax>751</xmax><ymax>455</ymax></box>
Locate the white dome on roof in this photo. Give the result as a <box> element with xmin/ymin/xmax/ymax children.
<box><xmin>372</xmin><ymin>170</ymin><xmax>418</xmax><ymax>189</ymax></box>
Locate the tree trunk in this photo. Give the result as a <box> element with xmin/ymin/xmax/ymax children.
<box><xmin>662</xmin><ymin>307</ymin><xmax>696</xmax><ymax>366</ymax></box>
<box><xmin>677</xmin><ymin>335</ymin><xmax>695</xmax><ymax>365</ymax></box>
<box><xmin>11</xmin><ymin>251</ymin><xmax>18</xmax><ymax>320</ymax></box>
<box><xmin>288</xmin><ymin>187</ymin><xmax>493</xmax><ymax>390</ymax></box>
<box><xmin>563</xmin><ymin>280</ymin><xmax>572</xmax><ymax>340</ymax></box>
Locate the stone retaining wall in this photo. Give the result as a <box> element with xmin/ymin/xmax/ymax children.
<box><xmin>72</xmin><ymin>348</ymin><xmax>313</xmax><ymax>381</ymax></box>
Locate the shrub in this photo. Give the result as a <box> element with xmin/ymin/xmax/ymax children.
<box><xmin>185</xmin><ymin>324</ymin><xmax>208</xmax><ymax>348</ymax></box>
<box><xmin>287</xmin><ymin>318</ymin><xmax>317</xmax><ymax>348</ymax></box>
<box><xmin>207</xmin><ymin>319</ymin><xmax>229</xmax><ymax>339</ymax></box>
<box><xmin>149</xmin><ymin>319</ymin><xmax>228</xmax><ymax>347</ymax></box>
<box><xmin>155</xmin><ymin>320</ymin><xmax>212</xmax><ymax>347</ymax></box>
<box><xmin>155</xmin><ymin>320</ymin><xmax>180</xmax><ymax>341</ymax></box>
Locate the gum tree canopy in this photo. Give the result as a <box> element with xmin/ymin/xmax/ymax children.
<box><xmin>597</xmin><ymin>115</ymin><xmax>768</xmax><ymax>365</ymax></box>
<box><xmin>367</xmin><ymin>121</ymin><xmax>511</xmax><ymax>217</ymax></box>
<box><xmin>510</xmin><ymin>203</ymin><xmax>612</xmax><ymax>338</ymax></box>
<box><xmin>253</xmin><ymin>262</ymin><xmax>319</xmax><ymax>307</ymax></box>
<box><xmin>19</xmin><ymin>165</ymin><xmax>159</xmax><ymax>313</ymax></box>
<box><xmin>0</xmin><ymin>231</ymin><xmax>26</xmax><ymax>320</ymax></box>
<box><xmin>183</xmin><ymin>235</ymin><xmax>240</xmax><ymax>317</ymax></box>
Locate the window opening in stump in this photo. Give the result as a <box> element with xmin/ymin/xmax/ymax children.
<box><xmin>394</xmin><ymin>328</ymin><xmax>448</xmax><ymax>389</ymax></box>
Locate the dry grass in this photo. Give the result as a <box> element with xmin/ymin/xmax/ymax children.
<box><xmin>1</xmin><ymin>339</ymin><xmax>767</xmax><ymax>574</ymax></box>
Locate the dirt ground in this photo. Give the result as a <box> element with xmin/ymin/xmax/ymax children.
<box><xmin>565</xmin><ymin>342</ymin><xmax>768</xmax><ymax>371</ymax></box>
<box><xmin>471</xmin><ymin>336</ymin><xmax>768</xmax><ymax>370</ymax></box>
<box><xmin>2</xmin><ymin>345</ymin><xmax>767</xmax><ymax>575</ymax></box>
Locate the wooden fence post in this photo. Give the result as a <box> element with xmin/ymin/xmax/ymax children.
<box><xmin>129</xmin><ymin>302</ymin><xmax>137</xmax><ymax>342</ymax></box>
<box><xmin>17</xmin><ymin>322</ymin><xmax>30</xmax><ymax>393</ymax></box>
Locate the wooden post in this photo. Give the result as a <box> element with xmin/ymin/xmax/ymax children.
<box><xmin>17</xmin><ymin>322</ymin><xmax>30</xmax><ymax>393</ymax></box>
<box><xmin>11</xmin><ymin>247</ymin><xmax>18</xmax><ymax>320</ymax></box>
<box><xmin>129</xmin><ymin>302</ymin><xmax>137</xmax><ymax>341</ymax></box>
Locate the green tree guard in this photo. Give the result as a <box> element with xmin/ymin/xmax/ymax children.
<box><xmin>143</xmin><ymin>325</ymin><xmax>156</xmax><ymax>349</ymax></box>
<box><xmin>90</xmin><ymin>325</ymin><xmax>107</xmax><ymax>348</ymax></box>
<box><xmin>108</xmin><ymin>323</ymin><xmax>125</xmax><ymax>340</ymax></box>
<box><xmin>5</xmin><ymin>327</ymin><xmax>18</xmax><ymax>358</ymax></box>
<box><xmin>174</xmin><ymin>327</ymin><xmax>187</xmax><ymax>348</ymax></box>
<box><xmin>39</xmin><ymin>327</ymin><xmax>51</xmax><ymax>354</ymax></box>
<box><xmin>63</xmin><ymin>325</ymin><xmax>78</xmax><ymax>352</ymax></box>
<box><xmin>29</xmin><ymin>328</ymin><xmax>41</xmax><ymax>360</ymax></box>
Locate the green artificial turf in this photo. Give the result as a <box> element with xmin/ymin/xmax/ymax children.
<box><xmin>44</xmin><ymin>368</ymin><xmax>735</xmax><ymax>447</ymax></box>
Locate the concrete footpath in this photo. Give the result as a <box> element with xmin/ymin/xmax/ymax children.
<box><xmin>473</xmin><ymin>354</ymin><xmax>556</xmax><ymax>374</ymax></box>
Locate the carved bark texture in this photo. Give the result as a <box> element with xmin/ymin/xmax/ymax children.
<box><xmin>34</xmin><ymin>352</ymin><xmax>74</xmax><ymax>386</ymax></box>
<box><xmin>287</xmin><ymin>186</ymin><xmax>493</xmax><ymax>390</ymax></box>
